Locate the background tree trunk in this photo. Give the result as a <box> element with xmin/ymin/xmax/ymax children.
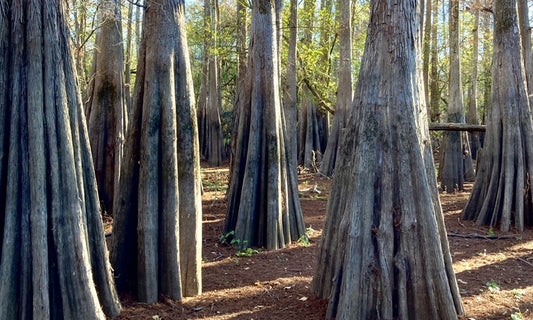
<box><xmin>111</xmin><ymin>0</ymin><xmax>202</xmax><ymax>303</ymax></box>
<box><xmin>439</xmin><ymin>0</ymin><xmax>473</xmax><ymax>191</ymax></box>
<box><xmin>429</xmin><ymin>0</ymin><xmax>440</xmax><ymax>122</ymax></box>
<box><xmin>0</xmin><ymin>1</ymin><xmax>121</xmax><ymax>318</ymax></box>
<box><xmin>85</xmin><ymin>0</ymin><xmax>127</xmax><ymax>215</ymax></box>
<box><xmin>199</xmin><ymin>0</ymin><xmax>225</xmax><ymax>166</ymax></box>
<box><xmin>225</xmin><ymin>0</ymin><xmax>306</xmax><ymax>250</ymax></box>
<box><xmin>467</xmin><ymin>4</ymin><xmax>481</xmax><ymax>160</ymax></box>
<box><xmin>462</xmin><ymin>0</ymin><xmax>533</xmax><ymax>232</ymax></box>
<box><xmin>312</xmin><ymin>0</ymin><xmax>463</xmax><ymax>317</ymax></box>
<box><xmin>284</xmin><ymin>0</ymin><xmax>298</xmax><ymax>169</ymax></box>
<box><xmin>320</xmin><ymin>0</ymin><xmax>353</xmax><ymax>176</ymax></box>
<box><xmin>517</xmin><ymin>0</ymin><xmax>533</xmax><ymax>95</ymax></box>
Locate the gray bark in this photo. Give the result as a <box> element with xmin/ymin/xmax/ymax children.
<box><xmin>467</xmin><ymin>5</ymin><xmax>481</xmax><ymax>160</ymax></box>
<box><xmin>320</xmin><ymin>0</ymin><xmax>353</xmax><ymax>176</ymax></box>
<box><xmin>517</xmin><ymin>0</ymin><xmax>533</xmax><ymax>95</ymax></box>
<box><xmin>284</xmin><ymin>0</ymin><xmax>298</xmax><ymax>168</ymax></box>
<box><xmin>86</xmin><ymin>0</ymin><xmax>127</xmax><ymax>214</ymax></box>
<box><xmin>312</xmin><ymin>0</ymin><xmax>463</xmax><ymax>317</ymax></box>
<box><xmin>462</xmin><ymin>0</ymin><xmax>533</xmax><ymax>232</ymax></box>
<box><xmin>225</xmin><ymin>0</ymin><xmax>306</xmax><ymax>250</ymax></box>
<box><xmin>440</xmin><ymin>0</ymin><xmax>473</xmax><ymax>192</ymax></box>
<box><xmin>111</xmin><ymin>0</ymin><xmax>202</xmax><ymax>303</ymax></box>
<box><xmin>0</xmin><ymin>1</ymin><xmax>121</xmax><ymax>318</ymax></box>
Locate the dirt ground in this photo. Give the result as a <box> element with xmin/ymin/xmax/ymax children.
<box><xmin>113</xmin><ymin>166</ymin><xmax>533</xmax><ymax>320</ymax></box>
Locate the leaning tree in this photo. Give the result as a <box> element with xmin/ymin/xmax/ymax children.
<box><xmin>0</xmin><ymin>1</ymin><xmax>121</xmax><ymax>318</ymax></box>
<box><xmin>110</xmin><ymin>0</ymin><xmax>202</xmax><ymax>303</ymax></box>
<box><xmin>85</xmin><ymin>0</ymin><xmax>127</xmax><ymax>214</ymax></box>
<box><xmin>462</xmin><ymin>0</ymin><xmax>533</xmax><ymax>231</ymax></box>
<box><xmin>312</xmin><ymin>0</ymin><xmax>464</xmax><ymax>317</ymax></box>
<box><xmin>225</xmin><ymin>0</ymin><xmax>306</xmax><ymax>250</ymax></box>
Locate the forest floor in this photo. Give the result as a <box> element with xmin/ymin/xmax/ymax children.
<box><xmin>113</xmin><ymin>165</ymin><xmax>533</xmax><ymax>320</ymax></box>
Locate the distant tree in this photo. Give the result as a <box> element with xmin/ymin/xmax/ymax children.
<box><xmin>111</xmin><ymin>0</ymin><xmax>202</xmax><ymax>302</ymax></box>
<box><xmin>312</xmin><ymin>0</ymin><xmax>464</xmax><ymax>317</ymax></box>
<box><xmin>198</xmin><ymin>0</ymin><xmax>225</xmax><ymax>166</ymax></box>
<box><xmin>320</xmin><ymin>0</ymin><xmax>353</xmax><ymax>176</ymax></box>
<box><xmin>439</xmin><ymin>0</ymin><xmax>474</xmax><ymax>191</ymax></box>
<box><xmin>467</xmin><ymin>3</ymin><xmax>481</xmax><ymax>160</ymax></box>
<box><xmin>0</xmin><ymin>1</ymin><xmax>121</xmax><ymax>318</ymax></box>
<box><xmin>517</xmin><ymin>0</ymin><xmax>533</xmax><ymax>95</ymax></box>
<box><xmin>85</xmin><ymin>0</ymin><xmax>127</xmax><ymax>214</ymax></box>
<box><xmin>429</xmin><ymin>0</ymin><xmax>441</xmax><ymax>122</ymax></box>
<box><xmin>225</xmin><ymin>0</ymin><xmax>306</xmax><ymax>249</ymax></box>
<box><xmin>462</xmin><ymin>0</ymin><xmax>533</xmax><ymax>232</ymax></box>
<box><xmin>284</xmin><ymin>0</ymin><xmax>298</xmax><ymax>168</ymax></box>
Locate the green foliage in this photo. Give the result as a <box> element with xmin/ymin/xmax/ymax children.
<box><xmin>488</xmin><ymin>227</ymin><xmax>495</xmax><ymax>237</ymax></box>
<box><xmin>297</xmin><ymin>234</ymin><xmax>310</xmax><ymax>247</ymax></box>
<box><xmin>219</xmin><ymin>230</ymin><xmax>235</xmax><ymax>245</ymax></box>
<box><xmin>511</xmin><ymin>311</ymin><xmax>523</xmax><ymax>320</ymax></box>
<box><xmin>485</xmin><ymin>280</ymin><xmax>500</xmax><ymax>292</ymax></box>
<box><xmin>235</xmin><ymin>247</ymin><xmax>261</xmax><ymax>257</ymax></box>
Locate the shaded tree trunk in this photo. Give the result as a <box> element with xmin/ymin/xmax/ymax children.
<box><xmin>199</xmin><ymin>0</ymin><xmax>225</xmax><ymax>166</ymax></box>
<box><xmin>85</xmin><ymin>0</ymin><xmax>127</xmax><ymax>214</ymax></box>
<box><xmin>429</xmin><ymin>0</ymin><xmax>440</xmax><ymax>122</ymax></box>
<box><xmin>225</xmin><ymin>0</ymin><xmax>306</xmax><ymax>250</ymax></box>
<box><xmin>462</xmin><ymin>0</ymin><xmax>533</xmax><ymax>232</ymax></box>
<box><xmin>517</xmin><ymin>0</ymin><xmax>533</xmax><ymax>95</ymax></box>
<box><xmin>111</xmin><ymin>0</ymin><xmax>202</xmax><ymax>303</ymax></box>
<box><xmin>320</xmin><ymin>0</ymin><xmax>353</xmax><ymax>176</ymax></box>
<box><xmin>0</xmin><ymin>1</ymin><xmax>121</xmax><ymax>318</ymax></box>
<box><xmin>312</xmin><ymin>0</ymin><xmax>463</xmax><ymax>317</ymax></box>
<box><xmin>284</xmin><ymin>0</ymin><xmax>298</xmax><ymax>168</ymax></box>
<box><xmin>439</xmin><ymin>0</ymin><xmax>473</xmax><ymax>191</ymax></box>
<box><xmin>467</xmin><ymin>4</ymin><xmax>481</xmax><ymax>160</ymax></box>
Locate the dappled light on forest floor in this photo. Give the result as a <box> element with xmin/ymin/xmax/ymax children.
<box><xmin>112</xmin><ymin>168</ymin><xmax>533</xmax><ymax>319</ymax></box>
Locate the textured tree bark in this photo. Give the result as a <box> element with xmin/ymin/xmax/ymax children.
<box><xmin>440</xmin><ymin>0</ymin><xmax>474</xmax><ymax>191</ymax></box>
<box><xmin>517</xmin><ymin>0</ymin><xmax>533</xmax><ymax>95</ymax></box>
<box><xmin>467</xmin><ymin>4</ymin><xmax>481</xmax><ymax>160</ymax></box>
<box><xmin>320</xmin><ymin>0</ymin><xmax>352</xmax><ymax>176</ymax></box>
<box><xmin>225</xmin><ymin>0</ymin><xmax>306</xmax><ymax>250</ymax></box>
<box><xmin>284</xmin><ymin>0</ymin><xmax>298</xmax><ymax>169</ymax></box>
<box><xmin>198</xmin><ymin>0</ymin><xmax>225</xmax><ymax>167</ymax></box>
<box><xmin>312</xmin><ymin>0</ymin><xmax>463</xmax><ymax>318</ymax></box>
<box><xmin>86</xmin><ymin>0</ymin><xmax>127</xmax><ymax>215</ymax></box>
<box><xmin>0</xmin><ymin>1</ymin><xmax>121</xmax><ymax>318</ymax></box>
<box><xmin>462</xmin><ymin>0</ymin><xmax>533</xmax><ymax>232</ymax></box>
<box><xmin>111</xmin><ymin>0</ymin><xmax>202</xmax><ymax>303</ymax></box>
<box><xmin>429</xmin><ymin>0</ymin><xmax>440</xmax><ymax>122</ymax></box>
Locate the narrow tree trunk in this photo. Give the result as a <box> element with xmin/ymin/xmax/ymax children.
<box><xmin>0</xmin><ymin>2</ymin><xmax>121</xmax><ymax>318</ymax></box>
<box><xmin>440</xmin><ymin>0</ymin><xmax>473</xmax><ymax>191</ymax></box>
<box><xmin>85</xmin><ymin>0</ymin><xmax>127</xmax><ymax>214</ymax></box>
<box><xmin>467</xmin><ymin>5</ymin><xmax>481</xmax><ymax>160</ymax></box>
<box><xmin>111</xmin><ymin>0</ymin><xmax>202</xmax><ymax>303</ymax></box>
<box><xmin>462</xmin><ymin>0</ymin><xmax>533</xmax><ymax>232</ymax></box>
<box><xmin>284</xmin><ymin>0</ymin><xmax>298</xmax><ymax>168</ymax></box>
<box><xmin>429</xmin><ymin>0</ymin><xmax>440</xmax><ymax>122</ymax></box>
<box><xmin>312</xmin><ymin>0</ymin><xmax>463</xmax><ymax>318</ymax></box>
<box><xmin>422</xmin><ymin>0</ymin><xmax>432</xmax><ymax>109</ymax></box>
<box><xmin>225</xmin><ymin>0</ymin><xmax>306</xmax><ymax>250</ymax></box>
<box><xmin>320</xmin><ymin>0</ymin><xmax>352</xmax><ymax>176</ymax></box>
<box><xmin>517</xmin><ymin>0</ymin><xmax>533</xmax><ymax>95</ymax></box>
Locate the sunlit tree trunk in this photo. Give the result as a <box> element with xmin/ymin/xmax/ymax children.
<box><xmin>111</xmin><ymin>0</ymin><xmax>202</xmax><ymax>302</ymax></box>
<box><xmin>312</xmin><ymin>0</ymin><xmax>463</xmax><ymax>317</ymax></box>
<box><xmin>320</xmin><ymin>0</ymin><xmax>353</xmax><ymax>176</ymax></box>
<box><xmin>440</xmin><ymin>0</ymin><xmax>474</xmax><ymax>191</ymax></box>
<box><xmin>517</xmin><ymin>0</ymin><xmax>533</xmax><ymax>95</ymax></box>
<box><xmin>462</xmin><ymin>0</ymin><xmax>533</xmax><ymax>232</ymax></box>
<box><xmin>467</xmin><ymin>4</ymin><xmax>481</xmax><ymax>160</ymax></box>
<box><xmin>0</xmin><ymin>1</ymin><xmax>121</xmax><ymax>318</ymax></box>
<box><xmin>429</xmin><ymin>0</ymin><xmax>440</xmax><ymax>122</ymax></box>
<box><xmin>225</xmin><ymin>0</ymin><xmax>306</xmax><ymax>250</ymax></box>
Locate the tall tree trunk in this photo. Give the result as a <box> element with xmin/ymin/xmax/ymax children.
<box><xmin>284</xmin><ymin>0</ymin><xmax>298</xmax><ymax>168</ymax></box>
<box><xmin>312</xmin><ymin>0</ymin><xmax>463</xmax><ymax>317</ymax></box>
<box><xmin>85</xmin><ymin>0</ymin><xmax>127</xmax><ymax>215</ymax></box>
<box><xmin>320</xmin><ymin>0</ymin><xmax>353</xmax><ymax>176</ymax></box>
<box><xmin>0</xmin><ymin>1</ymin><xmax>121</xmax><ymax>318</ymax></box>
<box><xmin>517</xmin><ymin>0</ymin><xmax>533</xmax><ymax>95</ymax></box>
<box><xmin>124</xmin><ymin>0</ymin><xmax>134</xmax><ymax>110</ymax></box>
<box><xmin>111</xmin><ymin>0</ymin><xmax>202</xmax><ymax>303</ymax></box>
<box><xmin>462</xmin><ymin>0</ymin><xmax>533</xmax><ymax>232</ymax></box>
<box><xmin>440</xmin><ymin>0</ymin><xmax>474</xmax><ymax>191</ymax></box>
<box><xmin>467</xmin><ymin>5</ymin><xmax>481</xmax><ymax>160</ymax></box>
<box><xmin>422</xmin><ymin>0</ymin><xmax>432</xmax><ymax>109</ymax></box>
<box><xmin>225</xmin><ymin>0</ymin><xmax>306</xmax><ymax>250</ymax></box>
<box><xmin>429</xmin><ymin>0</ymin><xmax>440</xmax><ymax>122</ymax></box>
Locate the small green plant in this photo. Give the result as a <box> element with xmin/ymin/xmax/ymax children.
<box><xmin>485</xmin><ymin>280</ymin><xmax>500</xmax><ymax>292</ymax></box>
<box><xmin>219</xmin><ymin>231</ymin><xmax>235</xmax><ymax>245</ymax></box>
<box><xmin>297</xmin><ymin>234</ymin><xmax>311</xmax><ymax>247</ymax></box>
<box><xmin>488</xmin><ymin>227</ymin><xmax>495</xmax><ymax>236</ymax></box>
<box><xmin>511</xmin><ymin>311</ymin><xmax>523</xmax><ymax>320</ymax></box>
<box><xmin>235</xmin><ymin>247</ymin><xmax>260</xmax><ymax>257</ymax></box>
<box><xmin>511</xmin><ymin>289</ymin><xmax>525</xmax><ymax>301</ymax></box>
